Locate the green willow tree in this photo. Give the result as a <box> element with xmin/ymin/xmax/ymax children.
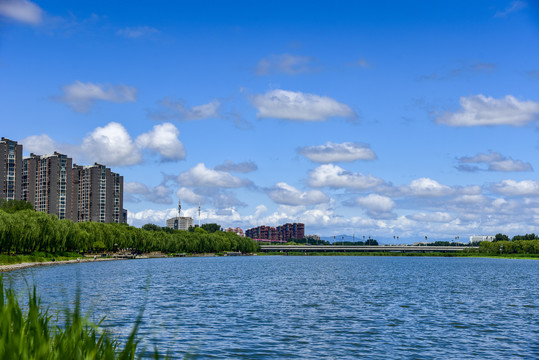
<box><xmin>0</xmin><ymin>209</ymin><xmax>259</xmax><ymax>255</ymax></box>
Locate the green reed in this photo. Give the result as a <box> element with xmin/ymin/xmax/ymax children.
<box><xmin>0</xmin><ymin>276</ymin><xmax>169</xmax><ymax>359</ymax></box>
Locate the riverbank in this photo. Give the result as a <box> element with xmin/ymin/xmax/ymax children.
<box><xmin>0</xmin><ymin>257</ymin><xmax>122</xmax><ymax>272</ymax></box>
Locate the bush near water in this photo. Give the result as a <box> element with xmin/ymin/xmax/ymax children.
<box><xmin>0</xmin><ymin>208</ymin><xmax>259</xmax><ymax>255</ymax></box>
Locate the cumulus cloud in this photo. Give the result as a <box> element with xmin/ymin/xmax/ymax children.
<box><xmin>214</xmin><ymin>161</ymin><xmax>258</xmax><ymax>173</ymax></box>
<box><xmin>354</xmin><ymin>194</ymin><xmax>395</xmax><ymax>213</ymax></box>
<box><xmin>124</xmin><ymin>182</ymin><xmax>172</xmax><ymax>204</ymax></box>
<box><xmin>436</xmin><ymin>95</ymin><xmax>539</xmax><ymax>127</ymax></box>
<box><xmin>402</xmin><ymin>178</ymin><xmax>454</xmax><ymax>197</ymax></box>
<box><xmin>177</xmin><ymin>163</ymin><xmax>250</xmax><ymax>188</ymax></box>
<box><xmin>308</xmin><ymin>164</ymin><xmax>384</xmax><ymax>190</ymax></box>
<box><xmin>457</xmin><ymin>150</ymin><xmax>533</xmax><ymax>172</ymax></box>
<box><xmin>256</xmin><ymin>54</ymin><xmax>316</xmax><ymax>75</ymax></box>
<box><xmin>127</xmin><ymin>208</ymin><xmax>178</xmax><ymax>226</ymax></box>
<box><xmin>0</xmin><ymin>0</ymin><xmax>42</xmax><ymax>25</ymax></box>
<box><xmin>251</xmin><ymin>89</ymin><xmax>357</xmax><ymax>121</ymax></box>
<box><xmin>55</xmin><ymin>81</ymin><xmax>137</xmax><ymax>113</ymax></box>
<box><xmin>135</xmin><ymin>123</ymin><xmax>186</xmax><ymax>162</ymax></box>
<box><xmin>176</xmin><ymin>187</ymin><xmax>204</xmax><ymax>205</ymax></box>
<box><xmin>267</xmin><ymin>182</ymin><xmax>329</xmax><ymax>206</ymax></box>
<box><xmin>117</xmin><ymin>26</ymin><xmax>160</xmax><ymax>38</ymax></box>
<box><xmin>150</xmin><ymin>98</ymin><xmax>220</xmax><ymax>121</ymax></box>
<box><xmin>81</xmin><ymin>122</ymin><xmax>142</xmax><ymax>166</ymax></box>
<box><xmin>298</xmin><ymin>142</ymin><xmax>376</xmax><ymax>163</ymax></box>
<box><xmin>407</xmin><ymin>212</ymin><xmax>455</xmax><ymax>223</ymax></box>
<box><xmin>490</xmin><ymin>179</ymin><xmax>539</xmax><ymax>196</ymax></box>
<box><xmin>20</xmin><ymin>134</ymin><xmax>57</xmax><ymax>154</ymax></box>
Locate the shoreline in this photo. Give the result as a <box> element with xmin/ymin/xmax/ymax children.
<box><xmin>0</xmin><ymin>257</ymin><xmax>124</xmax><ymax>272</ymax></box>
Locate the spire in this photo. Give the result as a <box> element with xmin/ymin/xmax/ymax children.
<box><xmin>178</xmin><ymin>198</ymin><xmax>181</xmax><ymax>217</ymax></box>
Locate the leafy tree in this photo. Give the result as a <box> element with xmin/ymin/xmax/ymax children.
<box><xmin>201</xmin><ymin>223</ymin><xmax>221</xmax><ymax>233</ymax></box>
<box><xmin>0</xmin><ymin>199</ymin><xmax>34</xmax><ymax>213</ymax></box>
<box><xmin>365</xmin><ymin>239</ymin><xmax>378</xmax><ymax>246</ymax></box>
<box><xmin>494</xmin><ymin>233</ymin><xmax>510</xmax><ymax>242</ymax></box>
<box><xmin>142</xmin><ymin>223</ymin><xmax>161</xmax><ymax>232</ymax></box>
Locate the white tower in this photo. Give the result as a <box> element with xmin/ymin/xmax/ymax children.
<box><xmin>198</xmin><ymin>202</ymin><xmax>201</xmax><ymax>227</ymax></box>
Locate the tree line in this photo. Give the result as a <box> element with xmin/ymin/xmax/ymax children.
<box><xmin>0</xmin><ymin>208</ymin><xmax>259</xmax><ymax>255</ymax></box>
<box><xmin>480</xmin><ymin>233</ymin><xmax>539</xmax><ymax>254</ymax></box>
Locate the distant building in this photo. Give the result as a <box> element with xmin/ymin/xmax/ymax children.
<box><xmin>72</xmin><ymin>163</ymin><xmax>125</xmax><ymax>223</ymax></box>
<box><xmin>23</xmin><ymin>152</ymin><xmax>73</xmax><ymax>220</ymax></box>
<box><xmin>277</xmin><ymin>223</ymin><xmax>305</xmax><ymax>242</ymax></box>
<box><xmin>166</xmin><ymin>216</ymin><xmax>193</xmax><ymax>230</ymax></box>
<box><xmin>469</xmin><ymin>235</ymin><xmax>495</xmax><ymax>244</ymax></box>
<box><xmin>246</xmin><ymin>223</ymin><xmax>305</xmax><ymax>242</ymax></box>
<box><xmin>226</xmin><ymin>227</ymin><xmax>245</xmax><ymax>237</ymax></box>
<box><xmin>0</xmin><ymin>138</ymin><xmax>23</xmax><ymax>201</ymax></box>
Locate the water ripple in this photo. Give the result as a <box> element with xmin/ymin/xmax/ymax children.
<box><xmin>4</xmin><ymin>256</ymin><xmax>539</xmax><ymax>359</ymax></box>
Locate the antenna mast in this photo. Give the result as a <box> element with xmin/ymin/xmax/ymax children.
<box><xmin>198</xmin><ymin>202</ymin><xmax>201</xmax><ymax>227</ymax></box>
<box><xmin>178</xmin><ymin>199</ymin><xmax>181</xmax><ymax>218</ymax></box>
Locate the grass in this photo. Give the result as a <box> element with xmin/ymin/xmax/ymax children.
<box><xmin>0</xmin><ymin>276</ymin><xmax>170</xmax><ymax>359</ymax></box>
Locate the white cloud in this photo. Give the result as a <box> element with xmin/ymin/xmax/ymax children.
<box><xmin>152</xmin><ymin>98</ymin><xmax>220</xmax><ymax>121</ymax></box>
<box><xmin>135</xmin><ymin>123</ymin><xmax>186</xmax><ymax>162</ymax></box>
<box><xmin>55</xmin><ymin>81</ymin><xmax>137</xmax><ymax>113</ymax></box>
<box><xmin>176</xmin><ymin>187</ymin><xmax>204</xmax><ymax>204</ymax></box>
<box><xmin>298</xmin><ymin>142</ymin><xmax>376</xmax><ymax>163</ymax></box>
<box><xmin>81</xmin><ymin>122</ymin><xmax>142</xmax><ymax>166</ymax></box>
<box><xmin>125</xmin><ymin>182</ymin><xmax>149</xmax><ymax>194</ymax></box>
<box><xmin>256</xmin><ymin>54</ymin><xmax>315</xmax><ymax>75</ymax></box>
<box><xmin>251</xmin><ymin>89</ymin><xmax>356</xmax><ymax>121</ymax></box>
<box><xmin>20</xmin><ymin>134</ymin><xmax>56</xmax><ymax>154</ymax></box>
<box><xmin>457</xmin><ymin>150</ymin><xmax>533</xmax><ymax>172</ymax></box>
<box><xmin>267</xmin><ymin>182</ymin><xmax>329</xmax><ymax>206</ymax></box>
<box><xmin>407</xmin><ymin>212</ymin><xmax>454</xmax><ymax>223</ymax></box>
<box><xmin>452</xmin><ymin>194</ymin><xmax>489</xmax><ymax>205</ymax></box>
<box><xmin>491</xmin><ymin>179</ymin><xmax>539</xmax><ymax>196</ymax></box>
<box><xmin>355</xmin><ymin>194</ymin><xmax>395</xmax><ymax>213</ymax></box>
<box><xmin>436</xmin><ymin>95</ymin><xmax>539</xmax><ymax>127</ymax></box>
<box><xmin>308</xmin><ymin>164</ymin><xmax>384</xmax><ymax>190</ymax></box>
<box><xmin>117</xmin><ymin>26</ymin><xmax>160</xmax><ymax>38</ymax></box>
<box><xmin>124</xmin><ymin>182</ymin><xmax>172</xmax><ymax>204</ymax></box>
<box><xmin>0</xmin><ymin>0</ymin><xmax>42</xmax><ymax>25</ymax></box>
<box><xmin>177</xmin><ymin>163</ymin><xmax>249</xmax><ymax>188</ymax></box>
<box><xmin>127</xmin><ymin>208</ymin><xmax>178</xmax><ymax>226</ymax></box>
<box><xmin>489</xmin><ymin>159</ymin><xmax>533</xmax><ymax>172</ymax></box>
<box><xmin>214</xmin><ymin>161</ymin><xmax>258</xmax><ymax>173</ymax></box>
<box><xmin>403</xmin><ymin>178</ymin><xmax>454</xmax><ymax>197</ymax></box>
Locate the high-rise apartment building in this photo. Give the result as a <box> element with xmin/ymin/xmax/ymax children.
<box><xmin>72</xmin><ymin>163</ymin><xmax>124</xmax><ymax>223</ymax></box>
<box><xmin>0</xmin><ymin>138</ymin><xmax>23</xmax><ymax>201</ymax></box>
<box><xmin>22</xmin><ymin>152</ymin><xmax>72</xmax><ymax>219</ymax></box>
<box><xmin>2</xmin><ymin>136</ymin><xmax>125</xmax><ymax>224</ymax></box>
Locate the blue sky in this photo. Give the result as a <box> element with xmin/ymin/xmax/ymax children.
<box><xmin>1</xmin><ymin>0</ymin><xmax>539</xmax><ymax>242</ymax></box>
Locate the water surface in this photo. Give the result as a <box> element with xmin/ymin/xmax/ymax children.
<box><xmin>4</xmin><ymin>256</ymin><xmax>539</xmax><ymax>359</ymax></box>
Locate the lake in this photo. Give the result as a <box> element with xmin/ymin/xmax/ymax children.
<box><xmin>4</xmin><ymin>256</ymin><xmax>539</xmax><ymax>359</ymax></box>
